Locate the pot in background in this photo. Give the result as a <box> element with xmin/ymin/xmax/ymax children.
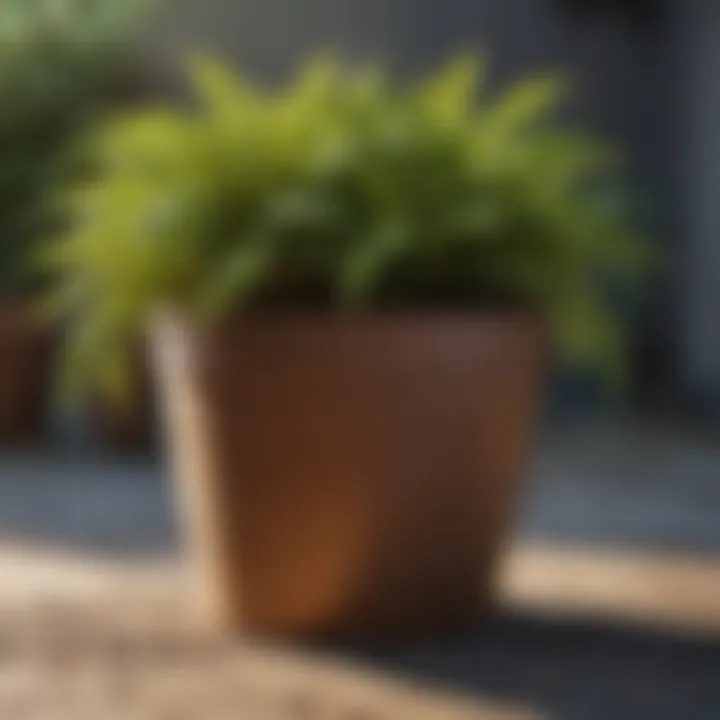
<box><xmin>152</xmin><ymin>312</ymin><xmax>546</xmax><ymax>639</ymax></box>
<box><xmin>90</xmin><ymin>346</ymin><xmax>156</xmax><ymax>455</ymax></box>
<box><xmin>0</xmin><ymin>304</ymin><xmax>54</xmax><ymax>446</ymax></box>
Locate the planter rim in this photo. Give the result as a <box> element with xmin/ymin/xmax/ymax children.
<box><xmin>154</xmin><ymin>306</ymin><xmax>545</xmax><ymax>326</ymax></box>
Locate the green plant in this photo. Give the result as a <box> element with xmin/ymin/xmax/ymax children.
<box><xmin>44</xmin><ymin>54</ymin><xmax>648</xmax><ymax>398</ymax></box>
<box><xmin>0</xmin><ymin>0</ymin><xmax>148</xmax><ymax>296</ymax></box>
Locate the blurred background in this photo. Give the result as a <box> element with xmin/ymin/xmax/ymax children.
<box><xmin>2</xmin><ymin>1</ymin><xmax>720</xmax><ymax>719</ymax></box>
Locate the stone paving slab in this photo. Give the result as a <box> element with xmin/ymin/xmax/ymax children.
<box><xmin>0</xmin><ymin>594</ymin><xmax>537</xmax><ymax>720</ymax></box>
<box><xmin>2</xmin><ymin>420</ymin><xmax>720</xmax><ymax>718</ymax></box>
<box><xmin>2</xmin><ymin>544</ymin><xmax>720</xmax><ymax>720</ymax></box>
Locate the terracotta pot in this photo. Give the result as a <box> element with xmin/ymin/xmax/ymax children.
<box><xmin>152</xmin><ymin>312</ymin><xmax>546</xmax><ymax>639</ymax></box>
<box><xmin>0</xmin><ymin>304</ymin><xmax>54</xmax><ymax>446</ymax></box>
<box><xmin>90</xmin><ymin>346</ymin><xmax>155</xmax><ymax>454</ymax></box>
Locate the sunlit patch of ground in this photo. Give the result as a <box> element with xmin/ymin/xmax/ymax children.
<box><xmin>1</xmin><ymin>419</ymin><xmax>720</xmax><ymax>718</ymax></box>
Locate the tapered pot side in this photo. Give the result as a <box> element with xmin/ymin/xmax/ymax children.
<box><xmin>152</xmin><ymin>311</ymin><xmax>547</xmax><ymax>639</ymax></box>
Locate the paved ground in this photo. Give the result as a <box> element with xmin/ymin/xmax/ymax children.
<box><xmin>0</xmin><ymin>598</ymin><xmax>536</xmax><ymax>720</ymax></box>
<box><xmin>523</xmin><ymin>419</ymin><xmax>720</xmax><ymax>554</ymax></box>
<box><xmin>4</xmin><ymin>418</ymin><xmax>720</xmax><ymax>558</ymax></box>
<box><xmin>1</xmin><ymin>418</ymin><xmax>720</xmax><ymax>719</ymax></box>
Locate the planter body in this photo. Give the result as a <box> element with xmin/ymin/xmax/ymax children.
<box><xmin>0</xmin><ymin>304</ymin><xmax>54</xmax><ymax>445</ymax></box>
<box><xmin>153</xmin><ymin>313</ymin><xmax>545</xmax><ymax>638</ymax></box>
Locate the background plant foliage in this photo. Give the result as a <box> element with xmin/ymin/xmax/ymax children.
<box><xmin>44</xmin><ymin>54</ymin><xmax>649</xmax><ymax>398</ymax></box>
<box><xmin>0</xmin><ymin>0</ymin><xmax>148</xmax><ymax>296</ymax></box>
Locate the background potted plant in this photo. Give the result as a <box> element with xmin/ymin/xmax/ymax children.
<box><xmin>0</xmin><ymin>0</ymin><xmax>151</xmax><ymax>447</ymax></box>
<box><xmin>45</xmin><ymin>54</ymin><xmax>647</xmax><ymax>637</ymax></box>
<box><xmin>87</xmin><ymin>348</ymin><xmax>156</xmax><ymax>454</ymax></box>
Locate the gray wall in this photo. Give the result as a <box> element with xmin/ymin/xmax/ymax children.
<box><xmin>141</xmin><ymin>0</ymin><xmax>404</xmax><ymax>84</ymax></box>
<box><xmin>675</xmin><ymin>1</ymin><xmax>720</xmax><ymax>396</ymax></box>
<box><xmin>144</xmin><ymin>0</ymin><xmax>656</xmax><ymax>137</ymax></box>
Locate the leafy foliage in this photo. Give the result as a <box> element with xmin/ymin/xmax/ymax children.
<box><xmin>44</xmin><ymin>54</ymin><xmax>649</xmax><ymax>398</ymax></box>
<box><xmin>0</xmin><ymin>0</ymin><xmax>148</xmax><ymax>296</ymax></box>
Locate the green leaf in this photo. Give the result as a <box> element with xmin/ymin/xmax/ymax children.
<box><xmin>485</xmin><ymin>75</ymin><xmax>566</xmax><ymax>133</ymax></box>
<box><xmin>292</xmin><ymin>54</ymin><xmax>341</xmax><ymax>105</ymax></box>
<box><xmin>415</xmin><ymin>53</ymin><xmax>485</xmax><ymax>129</ymax></box>
<box><xmin>188</xmin><ymin>52</ymin><xmax>257</xmax><ymax>120</ymax></box>
<box><xmin>340</xmin><ymin>218</ymin><xmax>412</xmax><ymax>306</ymax></box>
<box><xmin>196</xmin><ymin>237</ymin><xmax>276</xmax><ymax>318</ymax></box>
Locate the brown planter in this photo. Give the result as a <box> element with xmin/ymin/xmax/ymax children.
<box><xmin>152</xmin><ymin>312</ymin><xmax>546</xmax><ymax>639</ymax></box>
<box><xmin>0</xmin><ymin>304</ymin><xmax>54</xmax><ymax>446</ymax></box>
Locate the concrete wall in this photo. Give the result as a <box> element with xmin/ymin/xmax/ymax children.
<box><xmin>675</xmin><ymin>0</ymin><xmax>720</xmax><ymax>397</ymax></box>
<box><xmin>143</xmin><ymin>0</ymin><xmax>656</xmax><ymax>139</ymax></box>
<box><xmin>141</xmin><ymin>0</ymin><xmax>405</xmax><ymax>85</ymax></box>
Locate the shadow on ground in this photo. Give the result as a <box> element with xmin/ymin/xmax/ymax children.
<box><xmin>334</xmin><ymin>610</ymin><xmax>720</xmax><ymax>720</ymax></box>
<box><xmin>3</xmin><ymin>422</ymin><xmax>720</xmax><ymax>718</ymax></box>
